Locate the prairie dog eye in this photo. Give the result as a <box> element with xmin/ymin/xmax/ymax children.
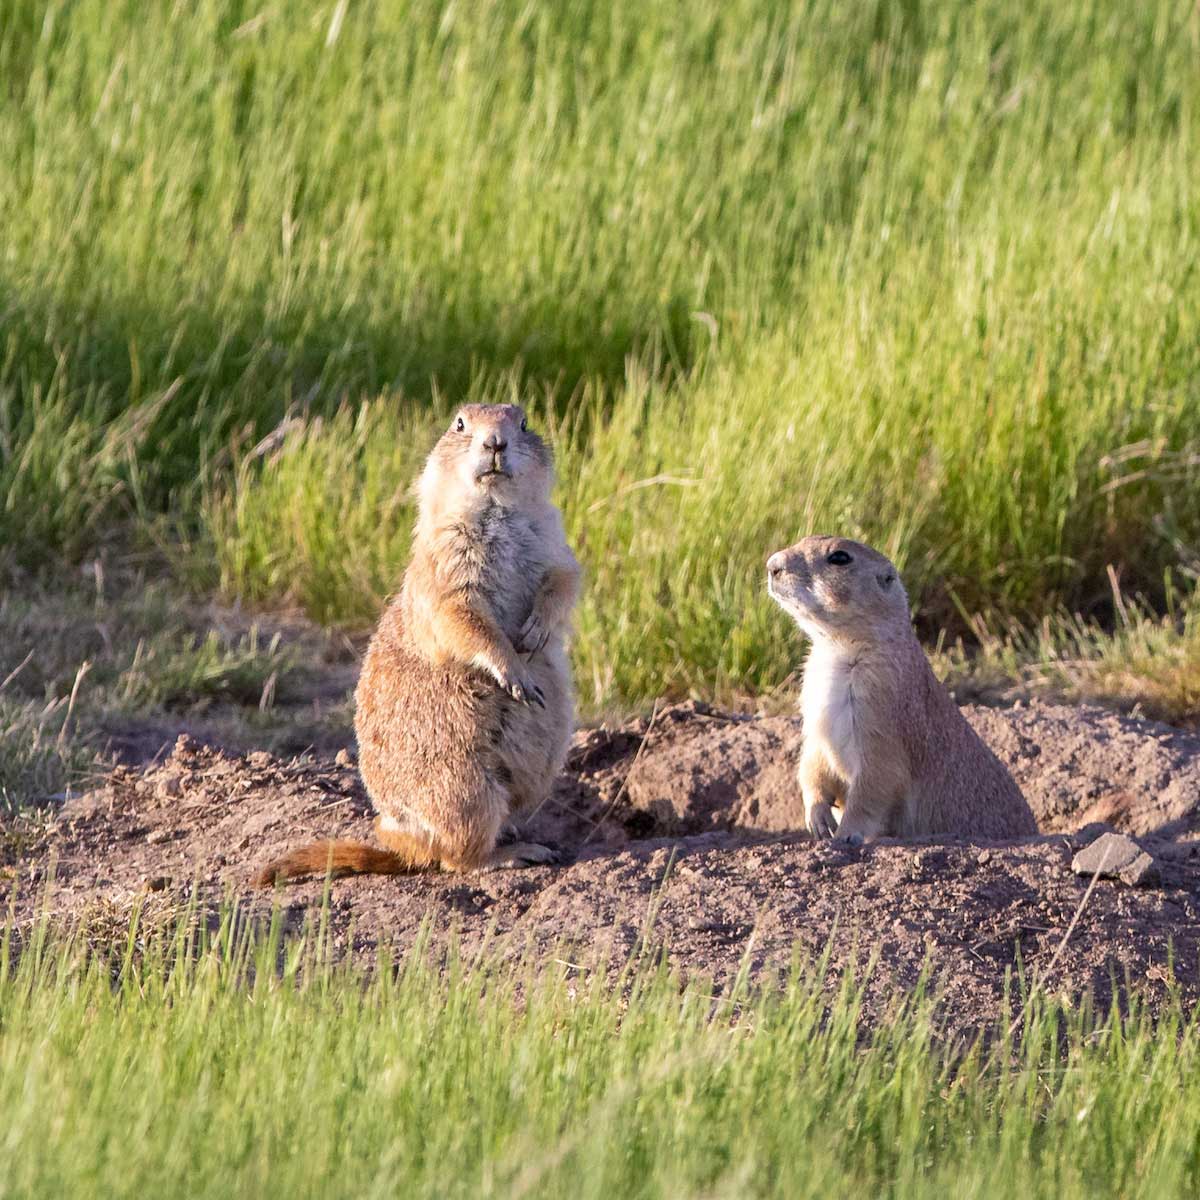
<box><xmin>455</xmin><ymin>416</ymin><xmax>465</xmax><ymax>432</ymax></box>
<box><xmin>826</xmin><ymin>550</ymin><xmax>853</xmax><ymax>566</ymax></box>
<box><xmin>520</xmin><ymin>417</ymin><xmax>527</xmax><ymax>432</ymax></box>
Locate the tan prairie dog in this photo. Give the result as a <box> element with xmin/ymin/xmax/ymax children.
<box><xmin>766</xmin><ymin>535</ymin><xmax>1037</xmax><ymax>844</ymax></box>
<box><xmin>255</xmin><ymin>403</ymin><xmax>581</xmax><ymax>883</ymax></box>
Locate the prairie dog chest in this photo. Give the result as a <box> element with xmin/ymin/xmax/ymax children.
<box><xmin>462</xmin><ymin>505</ymin><xmax>547</xmax><ymax>634</ymax></box>
<box><xmin>801</xmin><ymin>644</ymin><xmax>862</xmax><ymax>778</ymax></box>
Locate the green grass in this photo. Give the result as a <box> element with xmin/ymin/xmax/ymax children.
<box><xmin>936</xmin><ymin>585</ymin><xmax>1200</xmax><ymax>721</ymax></box>
<box><xmin>0</xmin><ymin>695</ymin><xmax>95</xmax><ymax>813</ymax></box>
<box><xmin>0</xmin><ymin>911</ymin><xmax>1197</xmax><ymax>1199</ymax></box>
<box><xmin>2</xmin><ymin>0</ymin><xmax>1200</xmax><ymax>710</ymax></box>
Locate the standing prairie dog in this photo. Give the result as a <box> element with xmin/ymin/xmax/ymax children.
<box><xmin>767</xmin><ymin>535</ymin><xmax>1037</xmax><ymax>844</ymax></box>
<box><xmin>255</xmin><ymin>403</ymin><xmax>580</xmax><ymax>883</ymax></box>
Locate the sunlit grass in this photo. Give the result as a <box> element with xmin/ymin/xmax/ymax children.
<box><xmin>936</xmin><ymin>584</ymin><xmax>1200</xmax><ymax>723</ymax></box>
<box><xmin>0</xmin><ymin>909</ymin><xmax>1197</xmax><ymax>1199</ymax></box>
<box><xmin>2</xmin><ymin>0</ymin><xmax>1199</xmax><ymax>709</ymax></box>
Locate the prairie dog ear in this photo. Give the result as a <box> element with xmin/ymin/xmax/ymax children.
<box><xmin>877</xmin><ymin>571</ymin><xmax>895</xmax><ymax>591</ymax></box>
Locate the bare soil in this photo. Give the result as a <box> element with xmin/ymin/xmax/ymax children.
<box><xmin>5</xmin><ymin>699</ymin><xmax>1200</xmax><ymax>1032</ymax></box>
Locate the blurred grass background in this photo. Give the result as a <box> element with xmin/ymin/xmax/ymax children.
<box><xmin>1</xmin><ymin>0</ymin><xmax>1198</xmax><ymax>712</ymax></box>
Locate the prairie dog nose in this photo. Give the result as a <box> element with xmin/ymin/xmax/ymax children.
<box><xmin>483</xmin><ymin>433</ymin><xmax>508</xmax><ymax>452</ymax></box>
<box><xmin>767</xmin><ymin>552</ymin><xmax>787</xmax><ymax>580</ymax></box>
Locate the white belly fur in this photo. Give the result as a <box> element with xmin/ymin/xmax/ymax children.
<box><xmin>801</xmin><ymin>644</ymin><xmax>861</xmax><ymax>782</ymax></box>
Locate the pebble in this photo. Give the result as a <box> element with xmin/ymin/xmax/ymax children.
<box><xmin>1071</xmin><ymin>832</ymin><xmax>1160</xmax><ymax>887</ymax></box>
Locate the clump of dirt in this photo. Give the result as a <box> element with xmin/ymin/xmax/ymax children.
<box><xmin>4</xmin><ymin>699</ymin><xmax>1200</xmax><ymax>1033</ymax></box>
<box><xmin>558</xmin><ymin>701</ymin><xmax>805</xmax><ymax>842</ymax></box>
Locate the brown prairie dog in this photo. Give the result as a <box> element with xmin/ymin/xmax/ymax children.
<box><xmin>255</xmin><ymin>403</ymin><xmax>580</xmax><ymax>884</ymax></box>
<box><xmin>766</xmin><ymin>535</ymin><xmax>1037</xmax><ymax>844</ymax></box>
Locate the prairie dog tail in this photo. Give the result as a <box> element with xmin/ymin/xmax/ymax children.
<box><xmin>253</xmin><ymin>827</ymin><xmax>441</xmax><ymax>886</ymax></box>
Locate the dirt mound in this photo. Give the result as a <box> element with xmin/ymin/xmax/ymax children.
<box><xmin>566</xmin><ymin>699</ymin><xmax>1200</xmax><ymax>840</ymax></box>
<box><xmin>5</xmin><ymin>699</ymin><xmax>1200</xmax><ymax>1032</ymax></box>
<box><xmin>561</xmin><ymin>701</ymin><xmax>805</xmax><ymax>840</ymax></box>
<box><xmin>970</xmin><ymin>702</ymin><xmax>1200</xmax><ymax>836</ymax></box>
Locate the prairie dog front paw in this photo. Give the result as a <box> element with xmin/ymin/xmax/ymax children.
<box><xmin>516</xmin><ymin>611</ymin><xmax>552</xmax><ymax>655</ymax></box>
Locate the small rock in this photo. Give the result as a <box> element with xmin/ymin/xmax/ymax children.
<box><xmin>143</xmin><ymin>876</ymin><xmax>170</xmax><ymax>893</ymax></box>
<box><xmin>1071</xmin><ymin>832</ymin><xmax>1159</xmax><ymax>887</ymax></box>
<box><xmin>146</xmin><ymin>828</ymin><xmax>174</xmax><ymax>845</ymax></box>
<box><xmin>1119</xmin><ymin>855</ymin><xmax>1161</xmax><ymax>887</ymax></box>
<box><xmin>335</xmin><ymin>749</ymin><xmax>354</xmax><ymax>767</ymax></box>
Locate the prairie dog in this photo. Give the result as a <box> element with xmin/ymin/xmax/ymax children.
<box><xmin>255</xmin><ymin>403</ymin><xmax>580</xmax><ymax>883</ymax></box>
<box><xmin>766</xmin><ymin>535</ymin><xmax>1037</xmax><ymax>844</ymax></box>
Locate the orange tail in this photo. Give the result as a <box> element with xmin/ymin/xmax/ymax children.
<box><xmin>253</xmin><ymin>836</ymin><xmax>434</xmax><ymax>887</ymax></box>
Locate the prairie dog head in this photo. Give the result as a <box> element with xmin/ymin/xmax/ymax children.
<box><xmin>766</xmin><ymin>535</ymin><xmax>908</xmax><ymax>644</ymax></box>
<box><xmin>419</xmin><ymin>403</ymin><xmax>553</xmax><ymax>515</ymax></box>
